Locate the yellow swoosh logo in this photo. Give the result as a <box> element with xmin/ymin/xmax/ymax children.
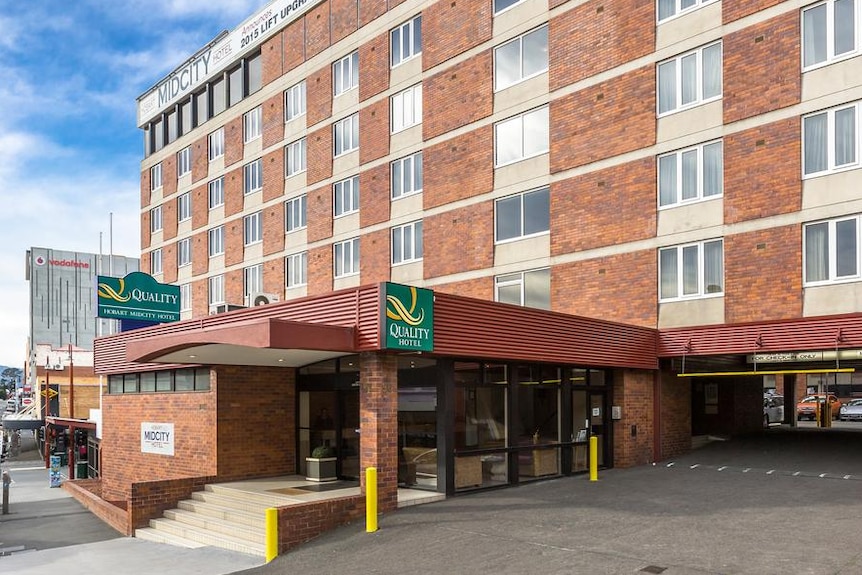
<box><xmin>386</xmin><ymin>287</ymin><xmax>424</xmax><ymax>326</ymax></box>
<box><xmin>98</xmin><ymin>279</ymin><xmax>131</xmax><ymax>302</ymax></box>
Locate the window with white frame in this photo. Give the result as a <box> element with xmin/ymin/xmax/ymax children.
<box><xmin>150</xmin><ymin>248</ymin><xmax>163</xmax><ymax>275</ymax></box>
<box><xmin>494</xmin><ymin>106</ymin><xmax>549</xmax><ymax>166</ymax></box>
<box><xmin>209</xmin><ymin>274</ymin><xmax>225</xmax><ymax>305</ymax></box>
<box><xmin>208</xmin><ymin>226</ymin><xmax>224</xmax><ymax>257</ymax></box>
<box><xmin>391</xmin><ymin>15</ymin><xmax>422</xmax><ymax>67</ymax></box>
<box><xmin>243</xmin><ymin>264</ymin><xmax>263</xmax><ymax>299</ymax></box>
<box><xmin>180</xmin><ymin>283</ymin><xmax>191</xmax><ymax>311</ymax></box>
<box><xmin>495</xmin><ymin>187</ymin><xmax>550</xmax><ymax>242</ymax></box>
<box><xmin>208</xmin><ymin>177</ymin><xmax>224</xmax><ymax>209</ymax></box>
<box><xmin>495</xmin><ymin>268</ymin><xmax>550</xmax><ymax>309</ymax></box>
<box><xmin>285</xmin><ymin>195</ymin><xmax>307</xmax><ymax>232</ymax></box>
<box><xmin>177</xmin><ymin>238</ymin><xmax>191</xmax><ymax>267</ymax></box>
<box><xmin>244</xmin><ymin>212</ymin><xmax>263</xmax><ymax>245</ymax></box>
<box><xmin>804</xmin><ymin>215</ymin><xmax>862</xmax><ymax>284</ymax></box>
<box><xmin>658</xmin><ymin>140</ymin><xmax>723</xmax><ymax>207</ymax></box>
<box><xmin>285</xmin><ymin>138</ymin><xmax>307</xmax><ymax>177</ymax></box>
<box><xmin>178</xmin><ymin>192</ymin><xmax>192</xmax><ymax>222</ymax></box>
<box><xmin>333</xmin><ymin>51</ymin><xmax>359</xmax><ymax>96</ymax></box>
<box><xmin>803</xmin><ymin>0</ymin><xmax>858</xmax><ymax>69</ymax></box>
<box><xmin>657</xmin><ymin>0</ymin><xmax>718</xmax><ymax>22</ymax></box>
<box><xmin>494</xmin><ymin>0</ymin><xmax>525</xmax><ymax>15</ymax></box>
<box><xmin>803</xmin><ymin>101</ymin><xmax>859</xmax><ymax>176</ymax></box>
<box><xmin>494</xmin><ymin>24</ymin><xmax>548</xmax><ymax>91</ymax></box>
<box><xmin>334</xmin><ymin>114</ymin><xmax>359</xmax><ymax>156</ymax></box>
<box><xmin>285</xmin><ymin>80</ymin><xmax>306</xmax><ymax>121</ymax></box>
<box><xmin>657</xmin><ymin>42</ymin><xmax>722</xmax><ymax>115</ymax></box>
<box><xmin>244</xmin><ymin>158</ymin><xmax>263</xmax><ymax>195</ymax></box>
<box><xmin>150</xmin><ymin>205</ymin><xmax>163</xmax><ymax>233</ymax></box>
<box><xmin>334</xmin><ymin>237</ymin><xmax>360</xmax><ymax>278</ymax></box>
<box><xmin>334</xmin><ymin>176</ymin><xmax>360</xmax><ymax>217</ymax></box>
<box><xmin>392</xmin><ymin>220</ymin><xmax>423</xmax><ymax>264</ymax></box>
<box><xmin>659</xmin><ymin>239</ymin><xmax>724</xmax><ymax>300</ymax></box>
<box><xmin>391</xmin><ymin>84</ymin><xmax>423</xmax><ymax>133</ymax></box>
<box><xmin>391</xmin><ymin>152</ymin><xmax>423</xmax><ymax>199</ymax></box>
<box><xmin>150</xmin><ymin>163</ymin><xmax>162</xmax><ymax>191</ymax></box>
<box><xmin>243</xmin><ymin>106</ymin><xmax>263</xmax><ymax>143</ymax></box>
<box><xmin>209</xmin><ymin>128</ymin><xmax>224</xmax><ymax>161</ymax></box>
<box><xmin>177</xmin><ymin>147</ymin><xmax>191</xmax><ymax>177</ymax></box>
<box><xmin>285</xmin><ymin>252</ymin><xmax>308</xmax><ymax>287</ymax></box>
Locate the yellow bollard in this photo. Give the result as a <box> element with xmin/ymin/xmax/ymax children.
<box><xmin>366</xmin><ymin>467</ymin><xmax>378</xmax><ymax>533</ymax></box>
<box><xmin>265</xmin><ymin>507</ymin><xmax>278</xmax><ymax>562</ymax></box>
<box><xmin>589</xmin><ymin>436</ymin><xmax>598</xmax><ymax>482</ymax></box>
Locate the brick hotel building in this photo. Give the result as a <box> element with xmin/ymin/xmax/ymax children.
<box><xmin>82</xmin><ymin>0</ymin><xmax>862</xmax><ymax>551</ymax></box>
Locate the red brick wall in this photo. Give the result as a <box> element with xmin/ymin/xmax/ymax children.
<box><xmin>225</xmin><ymin>216</ymin><xmax>244</xmax><ymax>267</ymax></box>
<box><xmin>100</xmin><ymin>385</ymin><xmax>218</xmax><ymax>502</ymax></box>
<box><xmin>191</xmin><ymin>183</ymin><xmax>207</xmax><ymax>230</ymax></box>
<box><xmin>723</xmin><ymin>0</ymin><xmax>784</xmax><ymax>24</ymax></box>
<box><xmin>224</xmin><ymin>116</ymin><xmax>243</xmax><ymax>168</ymax></box>
<box><xmin>360</xmin><ymin>99</ymin><xmax>389</xmax><ymax>163</ymax></box>
<box><xmin>551</xmin><ymin>251</ymin><xmax>657</xmax><ymax>327</ymax></box>
<box><xmin>359</xmin><ymin>353</ymin><xmax>398</xmax><ymax>511</ymax></box>
<box><xmin>551</xmin><ymin>158</ymin><xmax>656</xmax><ymax>253</ymax></box>
<box><xmin>264</xmin><ymin>256</ymin><xmax>286</xmax><ymax>295</ymax></box>
<box><xmin>263</xmin><ymin>201</ymin><xmax>286</xmax><ymax>256</ymax></box>
<box><xmin>360</xmin><ymin>163</ymin><xmax>390</xmax><ymax>227</ymax></box>
<box><xmin>724</xmin><ymin>118</ymin><xmax>801</xmax><ymax>224</ymax></box>
<box><xmin>277</xmin><ymin>495</ymin><xmax>365</xmax><ymax>553</ymax></box>
<box><xmin>263</xmin><ymin>92</ymin><xmax>285</xmax><ymax>149</ymax></box>
<box><xmin>359</xmin><ymin>0</ymin><xmax>386</xmax><ymax>26</ymax></box>
<box><xmin>262</xmin><ymin>32</ymin><xmax>283</xmax><ymax>85</ymax></box>
<box><xmin>359</xmin><ymin>32</ymin><xmax>389</xmax><ymax>101</ymax></box>
<box><xmin>724</xmin><ymin>225</ymin><xmax>802</xmax><ymax>323</ymax></box>
<box><xmin>263</xmin><ymin>148</ymin><xmax>284</xmax><ymax>203</ymax></box>
<box><xmin>163</xmin><ymin>197</ymin><xmax>178</xmax><ymax>241</ymax></box>
<box><xmin>163</xmin><ymin>243</ymin><xmax>177</xmax><ymax>283</ymax></box>
<box><xmin>63</xmin><ymin>480</ymin><xmax>130</xmax><ymax>535</ymax></box>
<box><xmin>550</xmin><ymin>0</ymin><xmax>655</xmax><ymax>90</ymax></box>
<box><xmin>659</xmin><ymin>371</ymin><xmax>690</xmax><ymax>460</ymax></box>
<box><xmin>306</xmin><ymin>1</ymin><xmax>332</xmax><ymax>59</ymax></box>
<box><xmin>431</xmin><ymin>277</ymin><xmax>493</xmax><ymax>300</ymax></box>
<box><xmin>307</xmin><ymin>183</ymin><xmax>333</xmax><ymax>242</ymax></box>
<box><xmin>424</xmin><ymin>127</ymin><xmax>493</xmax><ymax>209</ymax></box>
<box><xmin>723</xmin><ymin>12</ymin><xmax>800</xmax><ymax>123</ymax></box>
<box><xmin>308</xmin><ymin>245</ymin><xmax>333</xmax><ymax>294</ymax></box>
<box><xmin>331</xmin><ymin>0</ymin><xmax>358</xmax><ymax>43</ymax></box>
<box><xmin>192</xmin><ymin>277</ymin><xmax>208</xmax><ymax>317</ymax></box>
<box><xmin>140</xmin><ymin>169</ymin><xmax>151</xmax><ymax>209</ymax></box>
<box><xmin>551</xmin><ymin>66</ymin><xmax>655</xmax><ymax>172</ymax></box>
<box><xmin>283</xmin><ymin>19</ymin><xmax>306</xmax><ymax>73</ymax></box>
<box><xmin>191</xmin><ymin>135</ymin><xmax>208</xmax><ymax>184</ymax></box>
<box><xmin>612</xmin><ymin>369</ymin><xmax>654</xmax><ymax>467</ymax></box>
<box><xmin>424</xmin><ymin>202</ymin><xmax>493</xmax><ymax>277</ymax></box>
<box><xmin>360</xmin><ymin>228</ymin><xmax>390</xmax><ymax>284</ymax></box>
<box><xmin>192</xmin><ymin>229</ymin><xmax>208</xmax><ymax>276</ymax></box>
<box><xmin>423</xmin><ymin>52</ymin><xmax>493</xmax><ymax>140</ymax></box>
<box><xmin>307</xmin><ymin>65</ymin><xmax>333</xmax><ymax>126</ymax></box>
<box><xmin>162</xmin><ymin>155</ymin><xmax>177</xmax><ymax>198</ymax></box>
<box><xmin>141</xmin><ymin>210</ymin><xmax>151</xmax><ymax>250</ymax></box>
<box><xmin>423</xmin><ymin>0</ymin><xmax>492</xmax><ymax>69</ymax></box>
<box><xmin>307</xmin><ymin>125</ymin><xmax>333</xmax><ymax>185</ymax></box>
<box><xmin>224</xmin><ymin>166</ymin><xmax>243</xmax><ymax>217</ymax></box>
<box><xmin>215</xmin><ymin>366</ymin><xmax>296</xmax><ymax>479</ymax></box>
<box><xmin>226</xmin><ymin>268</ymin><xmax>244</xmax><ymax>306</ymax></box>
<box><xmin>129</xmin><ymin>477</ymin><xmax>213</xmax><ymax>531</ymax></box>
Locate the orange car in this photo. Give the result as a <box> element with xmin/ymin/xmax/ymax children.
<box><xmin>796</xmin><ymin>394</ymin><xmax>842</xmax><ymax>421</ymax></box>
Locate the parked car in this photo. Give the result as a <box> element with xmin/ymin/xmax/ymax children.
<box><xmin>764</xmin><ymin>395</ymin><xmax>784</xmax><ymax>426</ymax></box>
<box><xmin>796</xmin><ymin>394</ymin><xmax>842</xmax><ymax>421</ymax></box>
<box><xmin>839</xmin><ymin>399</ymin><xmax>862</xmax><ymax>422</ymax></box>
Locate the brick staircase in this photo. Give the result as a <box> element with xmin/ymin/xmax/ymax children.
<box><xmin>134</xmin><ymin>484</ymin><xmax>288</xmax><ymax>556</ymax></box>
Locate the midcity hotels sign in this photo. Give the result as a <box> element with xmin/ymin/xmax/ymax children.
<box><xmin>384</xmin><ymin>283</ymin><xmax>433</xmax><ymax>352</ymax></box>
<box><xmin>137</xmin><ymin>0</ymin><xmax>324</xmax><ymax>125</ymax></box>
<box><xmin>141</xmin><ymin>422</ymin><xmax>174</xmax><ymax>456</ymax></box>
<box><xmin>97</xmin><ymin>272</ymin><xmax>180</xmax><ymax>323</ymax></box>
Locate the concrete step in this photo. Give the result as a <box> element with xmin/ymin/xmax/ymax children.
<box><xmin>163</xmin><ymin>508</ymin><xmax>264</xmax><ymax>542</ymax></box>
<box><xmin>134</xmin><ymin>526</ymin><xmax>208</xmax><ymax>549</ymax></box>
<box><xmin>146</xmin><ymin>517</ymin><xmax>266</xmax><ymax>557</ymax></box>
<box><xmin>205</xmin><ymin>483</ymin><xmax>297</xmax><ymax>507</ymax></box>
<box><xmin>176</xmin><ymin>498</ymin><xmax>265</xmax><ymax>528</ymax></box>
<box><xmin>189</xmin><ymin>490</ymin><xmax>277</xmax><ymax>515</ymax></box>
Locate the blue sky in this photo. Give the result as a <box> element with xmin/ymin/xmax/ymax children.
<box><xmin>0</xmin><ymin>0</ymin><xmax>271</xmax><ymax>367</ymax></box>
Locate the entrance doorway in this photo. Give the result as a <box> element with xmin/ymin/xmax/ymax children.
<box><xmin>298</xmin><ymin>387</ymin><xmax>360</xmax><ymax>480</ymax></box>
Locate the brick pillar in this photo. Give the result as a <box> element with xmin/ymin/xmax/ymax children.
<box><xmin>359</xmin><ymin>352</ymin><xmax>398</xmax><ymax>512</ymax></box>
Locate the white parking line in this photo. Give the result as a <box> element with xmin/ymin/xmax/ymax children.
<box><xmin>845</xmin><ymin>475</ymin><xmax>852</xmax><ymax>480</ymax></box>
<box><xmin>718</xmin><ymin>466</ymin><xmax>727</xmax><ymax>471</ymax></box>
<box><xmin>793</xmin><ymin>472</ymin><xmax>801</xmax><ymax>476</ymax></box>
<box><xmin>819</xmin><ymin>473</ymin><xmax>827</xmax><ymax>478</ymax></box>
<box><xmin>767</xmin><ymin>470</ymin><xmax>775</xmax><ymax>475</ymax></box>
<box><xmin>666</xmin><ymin>462</ymin><xmax>675</xmax><ymax>467</ymax></box>
<box><xmin>690</xmin><ymin>464</ymin><xmax>699</xmax><ymax>469</ymax></box>
<box><xmin>743</xmin><ymin>468</ymin><xmax>751</xmax><ymax>473</ymax></box>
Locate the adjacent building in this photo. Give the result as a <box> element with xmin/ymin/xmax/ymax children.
<box><xmin>77</xmin><ymin>0</ymin><xmax>862</xmax><ymax>552</ymax></box>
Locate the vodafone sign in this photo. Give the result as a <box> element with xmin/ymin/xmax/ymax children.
<box><xmin>36</xmin><ymin>256</ymin><xmax>90</xmax><ymax>268</ymax></box>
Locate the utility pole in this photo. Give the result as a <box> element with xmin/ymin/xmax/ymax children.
<box><xmin>68</xmin><ymin>343</ymin><xmax>74</xmax><ymax>420</ymax></box>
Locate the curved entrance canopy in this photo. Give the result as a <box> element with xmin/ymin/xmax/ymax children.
<box><xmin>125</xmin><ymin>318</ymin><xmax>357</xmax><ymax>367</ymax></box>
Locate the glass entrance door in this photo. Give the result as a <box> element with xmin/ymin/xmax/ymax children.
<box><xmin>589</xmin><ymin>392</ymin><xmax>606</xmax><ymax>466</ymax></box>
<box><xmin>299</xmin><ymin>388</ymin><xmax>360</xmax><ymax>480</ymax></box>
<box><xmin>339</xmin><ymin>390</ymin><xmax>360</xmax><ymax>479</ymax></box>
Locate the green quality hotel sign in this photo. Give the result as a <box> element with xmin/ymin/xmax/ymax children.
<box><xmin>97</xmin><ymin>272</ymin><xmax>180</xmax><ymax>323</ymax></box>
<box><xmin>384</xmin><ymin>283</ymin><xmax>433</xmax><ymax>352</ymax></box>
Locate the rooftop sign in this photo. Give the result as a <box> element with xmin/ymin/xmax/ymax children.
<box><xmin>137</xmin><ymin>0</ymin><xmax>323</xmax><ymax>126</ymax></box>
<box><xmin>97</xmin><ymin>272</ymin><xmax>180</xmax><ymax>323</ymax></box>
<box><xmin>383</xmin><ymin>283</ymin><xmax>434</xmax><ymax>352</ymax></box>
